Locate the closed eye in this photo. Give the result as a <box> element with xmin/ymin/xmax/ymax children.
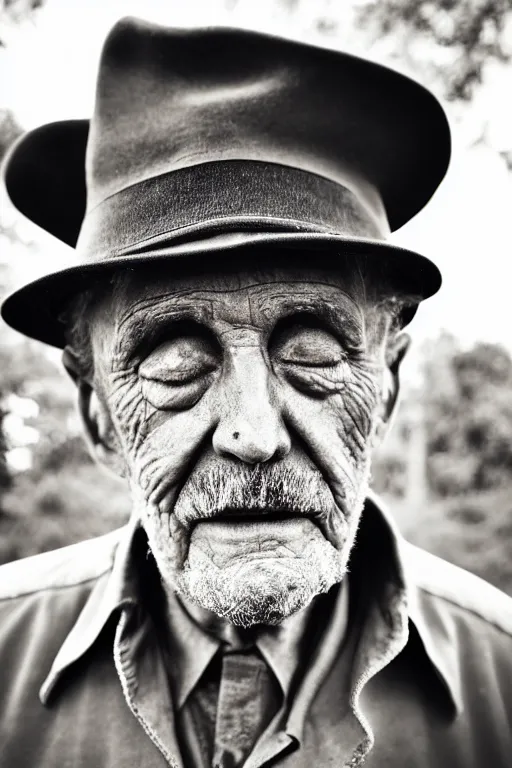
<box><xmin>270</xmin><ymin>322</ymin><xmax>345</xmax><ymax>368</ymax></box>
<box><xmin>139</xmin><ymin>332</ymin><xmax>219</xmax><ymax>384</ymax></box>
<box><xmin>138</xmin><ymin>330</ymin><xmax>219</xmax><ymax>410</ymax></box>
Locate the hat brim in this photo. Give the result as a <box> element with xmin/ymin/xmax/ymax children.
<box><xmin>2</xmin><ymin>44</ymin><xmax>449</xmax><ymax>347</ymax></box>
<box><xmin>1</xmin><ymin>230</ymin><xmax>440</xmax><ymax>348</ymax></box>
<box><xmin>4</xmin><ymin>120</ymin><xmax>89</xmax><ymax>249</ymax></box>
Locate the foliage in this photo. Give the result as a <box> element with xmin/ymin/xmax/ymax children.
<box><xmin>0</xmin><ymin>0</ymin><xmax>43</xmax><ymax>45</ymax></box>
<box><xmin>357</xmin><ymin>0</ymin><xmax>512</xmax><ymax>101</ymax></box>
<box><xmin>423</xmin><ymin>334</ymin><xmax>512</xmax><ymax>495</ymax></box>
<box><xmin>0</xmin><ymin>111</ymin><xmax>24</xmax><ymax>242</ymax></box>
<box><xmin>374</xmin><ymin>334</ymin><xmax>512</xmax><ymax>504</ymax></box>
<box><xmin>0</xmin><ymin>109</ymin><xmax>22</xmax><ymax>159</ymax></box>
<box><xmin>0</xmin><ymin>463</ymin><xmax>129</xmax><ymax>563</ymax></box>
<box><xmin>224</xmin><ymin>0</ymin><xmax>512</xmax><ymax>103</ymax></box>
<box><xmin>396</xmin><ymin>490</ymin><xmax>512</xmax><ymax>596</ymax></box>
<box><xmin>0</xmin><ymin>325</ymin><xmax>130</xmax><ymax>565</ymax></box>
<box><xmin>373</xmin><ymin>335</ymin><xmax>512</xmax><ymax>596</ymax></box>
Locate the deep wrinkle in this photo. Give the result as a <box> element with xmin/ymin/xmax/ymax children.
<box><xmin>87</xmin><ymin>265</ymin><xmax>393</xmax><ymax>627</ymax></box>
<box><xmin>114</xmin><ymin>284</ymin><xmax>367</xmax><ymax>370</ymax></box>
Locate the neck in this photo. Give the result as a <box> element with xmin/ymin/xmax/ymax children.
<box><xmin>164</xmin><ymin>581</ymin><xmax>347</xmax><ymax>652</ymax></box>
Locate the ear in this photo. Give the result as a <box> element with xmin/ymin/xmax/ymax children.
<box><xmin>62</xmin><ymin>347</ymin><xmax>126</xmax><ymax>479</ymax></box>
<box><xmin>381</xmin><ymin>331</ymin><xmax>411</xmax><ymax>426</ymax></box>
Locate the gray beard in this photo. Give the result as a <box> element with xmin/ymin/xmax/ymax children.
<box><xmin>134</xmin><ymin>442</ymin><xmax>374</xmax><ymax>628</ymax></box>
<box><xmin>173</xmin><ymin>458</ymin><xmax>372</xmax><ymax>627</ymax></box>
<box><xmin>176</xmin><ymin>523</ymin><xmax>347</xmax><ymax>627</ymax></box>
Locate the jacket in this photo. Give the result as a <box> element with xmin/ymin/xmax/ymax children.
<box><xmin>1</xmin><ymin>494</ymin><xmax>511</xmax><ymax>767</ymax></box>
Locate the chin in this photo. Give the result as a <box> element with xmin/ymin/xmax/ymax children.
<box><xmin>175</xmin><ymin>536</ymin><xmax>348</xmax><ymax>628</ymax></box>
<box><xmin>133</xmin><ymin>474</ymin><xmax>365</xmax><ymax>628</ymax></box>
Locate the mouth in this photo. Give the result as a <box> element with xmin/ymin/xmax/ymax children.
<box><xmin>204</xmin><ymin>510</ymin><xmax>302</xmax><ymax>524</ymax></box>
<box><xmin>187</xmin><ymin>515</ymin><xmax>328</xmax><ymax>563</ymax></box>
<box><xmin>188</xmin><ymin>508</ymin><xmax>329</xmax><ymax>541</ymax></box>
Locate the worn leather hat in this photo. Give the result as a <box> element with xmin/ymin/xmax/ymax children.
<box><xmin>2</xmin><ymin>17</ymin><xmax>450</xmax><ymax>348</ymax></box>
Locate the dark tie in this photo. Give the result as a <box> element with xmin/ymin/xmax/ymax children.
<box><xmin>212</xmin><ymin>648</ymin><xmax>282</xmax><ymax>768</ymax></box>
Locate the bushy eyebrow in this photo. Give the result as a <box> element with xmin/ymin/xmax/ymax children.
<box><xmin>256</xmin><ymin>292</ymin><xmax>366</xmax><ymax>347</ymax></box>
<box><xmin>115</xmin><ymin>298</ymin><xmax>215</xmax><ymax>363</ymax></box>
<box><xmin>114</xmin><ymin>283</ymin><xmax>366</xmax><ymax>360</ymax></box>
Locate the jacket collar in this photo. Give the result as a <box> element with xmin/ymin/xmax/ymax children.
<box><xmin>366</xmin><ymin>491</ymin><xmax>462</xmax><ymax>714</ymax></box>
<box><xmin>39</xmin><ymin>513</ymin><xmax>140</xmax><ymax>704</ymax></box>
<box><xmin>40</xmin><ymin>496</ymin><xmax>461</xmax><ymax>714</ymax></box>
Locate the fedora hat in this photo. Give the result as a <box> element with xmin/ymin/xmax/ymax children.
<box><xmin>1</xmin><ymin>17</ymin><xmax>450</xmax><ymax>348</ymax></box>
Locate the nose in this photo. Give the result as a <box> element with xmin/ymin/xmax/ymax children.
<box><xmin>212</xmin><ymin>347</ymin><xmax>291</xmax><ymax>464</ymax></box>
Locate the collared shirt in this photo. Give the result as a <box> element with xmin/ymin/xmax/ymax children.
<box><xmin>1</xmin><ymin>494</ymin><xmax>512</xmax><ymax>767</ymax></box>
<box><xmin>163</xmin><ymin>579</ymin><xmax>349</xmax><ymax>708</ymax></box>
<box><xmin>160</xmin><ymin>576</ymin><xmax>349</xmax><ymax>766</ymax></box>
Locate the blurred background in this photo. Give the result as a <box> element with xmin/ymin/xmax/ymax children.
<box><xmin>1</xmin><ymin>0</ymin><xmax>512</xmax><ymax>595</ymax></box>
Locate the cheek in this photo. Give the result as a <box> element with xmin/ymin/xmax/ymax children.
<box><xmin>106</xmin><ymin>369</ymin><xmax>216</xmax><ymax>507</ymax></box>
<box><xmin>106</xmin><ymin>369</ymin><xmax>148</xmax><ymax>456</ymax></box>
<box><xmin>130</xmin><ymin>482</ymin><xmax>189</xmax><ymax>576</ymax></box>
<box><xmin>112</xmin><ymin>380</ymin><xmax>216</xmax><ymax>575</ymax></box>
<box><xmin>127</xmin><ymin>396</ymin><xmax>216</xmax><ymax>512</ymax></box>
<box><xmin>280</xmin><ymin>373</ymin><xmax>380</xmax><ymax>508</ymax></box>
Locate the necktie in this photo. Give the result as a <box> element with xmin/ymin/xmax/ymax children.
<box><xmin>212</xmin><ymin>648</ymin><xmax>281</xmax><ymax>768</ymax></box>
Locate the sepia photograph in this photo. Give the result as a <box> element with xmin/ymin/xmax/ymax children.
<box><xmin>0</xmin><ymin>1</ymin><xmax>511</xmax><ymax>766</ymax></box>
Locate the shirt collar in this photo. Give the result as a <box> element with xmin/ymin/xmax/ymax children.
<box><xmin>40</xmin><ymin>495</ymin><xmax>461</xmax><ymax>714</ymax></box>
<box><xmin>161</xmin><ymin>578</ymin><xmax>350</xmax><ymax>708</ymax></box>
<box><xmin>257</xmin><ymin>582</ymin><xmax>349</xmax><ymax>699</ymax></box>
<box><xmin>161</xmin><ymin>588</ymin><xmax>220</xmax><ymax>709</ymax></box>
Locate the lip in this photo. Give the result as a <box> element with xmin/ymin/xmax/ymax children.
<box><xmin>188</xmin><ymin>508</ymin><xmax>329</xmax><ymax>541</ymax></box>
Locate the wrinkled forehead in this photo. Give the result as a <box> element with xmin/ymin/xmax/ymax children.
<box><xmin>124</xmin><ymin>275</ymin><xmax>360</xmax><ymax>336</ymax></box>
<box><xmin>110</xmin><ymin>260</ymin><xmax>371</xmax><ymax>333</ymax></box>
<box><xmin>90</xmin><ymin>255</ymin><xmax>394</xmax><ymax>355</ymax></box>
<box><xmin>117</xmin><ymin>257</ymin><xmax>370</xmax><ymax>312</ymax></box>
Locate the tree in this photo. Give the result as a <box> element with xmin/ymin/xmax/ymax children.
<box><xmin>0</xmin><ymin>325</ymin><xmax>130</xmax><ymax>564</ymax></box>
<box><xmin>420</xmin><ymin>336</ymin><xmax>512</xmax><ymax>495</ymax></box>
<box><xmin>0</xmin><ymin>110</ymin><xmax>23</xmax><ymax>242</ymax></box>
<box><xmin>357</xmin><ymin>0</ymin><xmax>512</xmax><ymax>102</ymax></box>
<box><xmin>373</xmin><ymin>333</ymin><xmax>512</xmax><ymax>596</ymax></box>
<box><xmin>0</xmin><ymin>0</ymin><xmax>43</xmax><ymax>45</ymax></box>
<box><xmin>0</xmin><ymin>109</ymin><xmax>21</xmax><ymax>157</ymax></box>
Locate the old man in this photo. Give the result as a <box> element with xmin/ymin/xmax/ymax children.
<box><xmin>1</xmin><ymin>17</ymin><xmax>511</xmax><ymax>768</ymax></box>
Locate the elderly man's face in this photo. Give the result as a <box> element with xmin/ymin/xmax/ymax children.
<box><xmin>75</xmin><ymin>261</ymin><xmax>401</xmax><ymax>627</ymax></box>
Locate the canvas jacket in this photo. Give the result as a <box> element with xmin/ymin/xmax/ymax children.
<box><xmin>0</xmin><ymin>494</ymin><xmax>511</xmax><ymax>768</ymax></box>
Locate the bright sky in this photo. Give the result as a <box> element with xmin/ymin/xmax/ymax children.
<box><xmin>1</xmin><ymin>0</ymin><xmax>512</xmax><ymax>351</ymax></box>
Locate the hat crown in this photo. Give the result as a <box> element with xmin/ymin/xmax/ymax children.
<box><xmin>87</xmin><ymin>20</ymin><xmax>385</xmax><ymax>223</ymax></box>
<box><xmin>1</xmin><ymin>17</ymin><xmax>449</xmax><ymax>347</ymax></box>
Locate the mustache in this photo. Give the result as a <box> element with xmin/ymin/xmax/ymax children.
<box><xmin>173</xmin><ymin>462</ymin><xmax>334</xmax><ymax>530</ymax></box>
